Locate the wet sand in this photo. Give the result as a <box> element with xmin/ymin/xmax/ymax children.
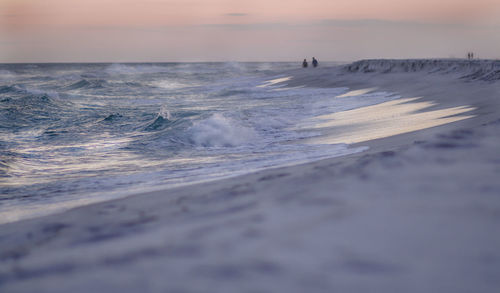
<box><xmin>1</xmin><ymin>59</ymin><xmax>500</xmax><ymax>293</ymax></box>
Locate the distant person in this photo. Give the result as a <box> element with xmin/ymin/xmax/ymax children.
<box><xmin>302</xmin><ymin>59</ymin><xmax>308</xmax><ymax>68</ymax></box>
<box><xmin>312</xmin><ymin>57</ymin><xmax>318</xmax><ymax>68</ymax></box>
<box><xmin>467</xmin><ymin>52</ymin><xmax>471</xmax><ymax>60</ymax></box>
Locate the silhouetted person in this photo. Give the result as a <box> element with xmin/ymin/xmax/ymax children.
<box><xmin>312</xmin><ymin>57</ymin><xmax>318</xmax><ymax>68</ymax></box>
<box><xmin>302</xmin><ymin>59</ymin><xmax>308</xmax><ymax>68</ymax></box>
<box><xmin>467</xmin><ymin>52</ymin><xmax>471</xmax><ymax>60</ymax></box>
<box><xmin>471</xmin><ymin>52</ymin><xmax>474</xmax><ymax>59</ymax></box>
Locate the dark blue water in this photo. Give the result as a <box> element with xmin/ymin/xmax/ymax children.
<box><xmin>0</xmin><ymin>62</ymin><xmax>396</xmax><ymax>223</ymax></box>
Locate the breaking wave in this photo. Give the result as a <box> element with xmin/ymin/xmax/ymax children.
<box><xmin>187</xmin><ymin>114</ymin><xmax>257</xmax><ymax>147</ymax></box>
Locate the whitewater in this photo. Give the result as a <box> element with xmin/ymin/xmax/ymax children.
<box><xmin>0</xmin><ymin>62</ymin><xmax>399</xmax><ymax>223</ymax></box>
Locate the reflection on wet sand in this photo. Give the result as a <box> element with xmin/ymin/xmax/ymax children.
<box><xmin>337</xmin><ymin>88</ymin><xmax>377</xmax><ymax>98</ymax></box>
<box><xmin>304</xmin><ymin>97</ymin><xmax>475</xmax><ymax>144</ymax></box>
<box><xmin>257</xmin><ymin>76</ymin><xmax>292</xmax><ymax>87</ymax></box>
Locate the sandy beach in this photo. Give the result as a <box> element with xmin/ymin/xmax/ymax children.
<box><xmin>1</xmin><ymin>59</ymin><xmax>500</xmax><ymax>292</ymax></box>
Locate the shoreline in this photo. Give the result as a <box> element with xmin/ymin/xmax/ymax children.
<box><xmin>1</xmin><ymin>59</ymin><xmax>500</xmax><ymax>292</ymax></box>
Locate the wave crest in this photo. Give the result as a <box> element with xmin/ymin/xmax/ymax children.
<box><xmin>1</xmin><ymin>85</ymin><xmax>60</xmax><ymax>100</ymax></box>
<box><xmin>144</xmin><ymin>106</ymin><xmax>173</xmax><ymax>131</ymax></box>
<box><xmin>0</xmin><ymin>85</ymin><xmax>24</xmax><ymax>95</ymax></box>
<box><xmin>102</xmin><ymin>113</ymin><xmax>123</xmax><ymax>122</ymax></box>
<box><xmin>67</xmin><ymin>79</ymin><xmax>107</xmax><ymax>90</ymax></box>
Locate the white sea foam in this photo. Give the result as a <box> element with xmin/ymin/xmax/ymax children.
<box><xmin>151</xmin><ymin>80</ymin><xmax>192</xmax><ymax>90</ymax></box>
<box><xmin>188</xmin><ymin>113</ymin><xmax>257</xmax><ymax>147</ymax></box>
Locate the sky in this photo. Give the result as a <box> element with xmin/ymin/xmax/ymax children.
<box><xmin>1</xmin><ymin>0</ymin><xmax>500</xmax><ymax>62</ymax></box>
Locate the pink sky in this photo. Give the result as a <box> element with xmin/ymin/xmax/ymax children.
<box><xmin>1</xmin><ymin>0</ymin><xmax>500</xmax><ymax>62</ymax></box>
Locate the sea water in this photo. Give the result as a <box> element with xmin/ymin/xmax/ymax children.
<box><xmin>0</xmin><ymin>62</ymin><xmax>398</xmax><ymax>223</ymax></box>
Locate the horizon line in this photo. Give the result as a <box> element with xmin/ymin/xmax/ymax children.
<box><xmin>1</xmin><ymin>58</ymin><xmax>499</xmax><ymax>65</ymax></box>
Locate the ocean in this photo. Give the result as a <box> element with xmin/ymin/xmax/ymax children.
<box><xmin>0</xmin><ymin>62</ymin><xmax>398</xmax><ymax>223</ymax></box>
